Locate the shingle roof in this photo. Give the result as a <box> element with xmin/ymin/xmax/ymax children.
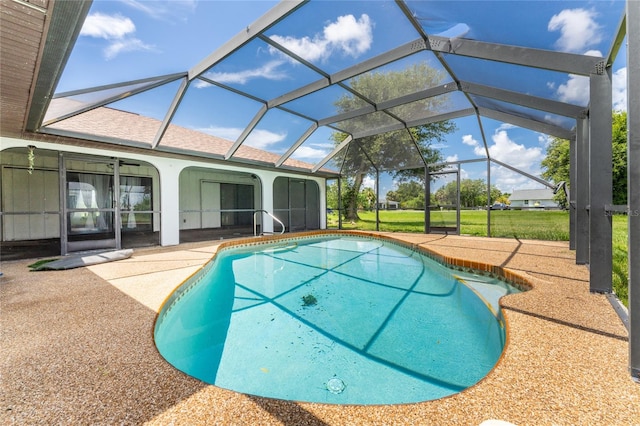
<box><xmin>47</xmin><ymin>106</ymin><xmax>319</xmax><ymax>171</ymax></box>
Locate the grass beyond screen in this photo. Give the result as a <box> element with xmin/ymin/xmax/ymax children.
<box><xmin>328</xmin><ymin>210</ymin><xmax>628</xmax><ymax>306</ymax></box>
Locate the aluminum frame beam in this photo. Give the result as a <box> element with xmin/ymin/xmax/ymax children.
<box><xmin>40</xmin><ymin>127</ymin><xmax>160</xmax><ymax>150</ymax></box>
<box><xmin>315</xmin><ymin>83</ymin><xmax>460</xmax><ymax>128</ymax></box>
<box><xmin>377</xmin><ymin>83</ymin><xmax>459</xmax><ymax>111</ymax></box>
<box><xmin>460</xmin><ymin>81</ymin><xmax>586</xmax><ymax>119</ymax></box>
<box><xmin>152</xmin><ymin>77</ymin><xmax>189</xmax><ymax>149</ymax></box>
<box><xmin>405</xmin><ymin>108</ymin><xmax>476</xmax><ymax>130</ymax></box>
<box><xmin>575</xmin><ymin>117</ymin><xmax>590</xmax><ymax>264</ymax></box>
<box><xmin>268</xmin><ymin>38</ymin><xmax>452</xmax><ymax>110</ymax></box>
<box><xmin>44</xmin><ymin>73</ymin><xmax>186</xmax><ymax>133</ymax></box>
<box><xmin>569</xmin><ymin>135</ymin><xmax>577</xmax><ymax>250</ymax></box>
<box><xmin>626</xmin><ymin>0</ymin><xmax>640</xmax><ymax>382</ymax></box>
<box><xmin>607</xmin><ymin>12</ymin><xmax>627</xmax><ymax>67</ymax></box>
<box><xmin>425</xmin><ymin>35</ymin><xmax>604</xmax><ymax>77</ymax></box>
<box><xmin>490</xmin><ymin>159</ymin><xmax>555</xmax><ymax>190</ymax></box>
<box><xmin>330</xmin><ymin>38</ymin><xmax>430</xmax><ymax>84</ymax></box>
<box><xmin>395</xmin><ymin>1</ymin><xmax>603</xmax><ymax>76</ymax></box>
<box><xmin>429</xmin><ymin>158</ymin><xmax>487</xmax><ymax>168</ymax></box>
<box><xmin>225</xmin><ymin>104</ymin><xmax>268</xmax><ymax>159</ymax></box>
<box><xmin>188</xmin><ymin>0</ymin><xmax>306</xmax><ymax>80</ymax></box>
<box><xmin>588</xmin><ymin>68</ymin><xmax>613</xmax><ymax>293</ymax></box>
<box><xmin>269</xmin><ymin>78</ymin><xmax>330</xmax><ymax>109</ymax></box>
<box><xmin>478</xmin><ymin>108</ymin><xmax>574</xmax><ymax>140</ymax></box>
<box><xmin>318</xmin><ymin>106</ymin><xmax>377</xmax><ymax>128</ymax></box>
<box><xmin>276</xmin><ymin>123</ymin><xmax>318</xmax><ymax>167</ymax></box>
<box><xmin>487</xmin><ymin>159</ymin><xmax>491</xmax><ymax>237</ymax></box>
<box><xmin>313</xmin><ymin>135</ymin><xmax>353</xmax><ymax>173</ymax></box>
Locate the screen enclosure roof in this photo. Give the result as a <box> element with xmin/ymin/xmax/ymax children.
<box><xmin>30</xmin><ymin>0</ymin><xmax>628</xmax><ymax>178</ymax></box>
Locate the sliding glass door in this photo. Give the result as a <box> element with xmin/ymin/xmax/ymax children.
<box><xmin>63</xmin><ymin>158</ymin><xmax>118</xmax><ymax>254</ymax></box>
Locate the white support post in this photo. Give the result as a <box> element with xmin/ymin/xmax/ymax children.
<box><xmin>260</xmin><ymin>173</ymin><xmax>276</xmax><ymax>234</ymax></box>
<box><xmin>159</xmin><ymin>163</ymin><xmax>181</xmax><ymax>246</ymax></box>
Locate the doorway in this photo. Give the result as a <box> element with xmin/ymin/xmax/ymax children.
<box><xmin>429</xmin><ymin>169</ymin><xmax>460</xmax><ymax>235</ymax></box>
<box><xmin>62</xmin><ymin>157</ymin><xmax>118</xmax><ymax>254</ymax></box>
<box><xmin>273</xmin><ymin>177</ymin><xmax>320</xmax><ymax>232</ymax></box>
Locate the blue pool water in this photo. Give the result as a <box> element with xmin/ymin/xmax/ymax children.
<box><xmin>154</xmin><ymin>235</ymin><xmax>520</xmax><ymax>405</ymax></box>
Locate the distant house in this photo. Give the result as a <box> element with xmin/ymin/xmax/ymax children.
<box><xmin>509</xmin><ymin>188</ymin><xmax>559</xmax><ymax>209</ymax></box>
<box><xmin>378</xmin><ymin>199</ymin><xmax>399</xmax><ymax>210</ymax></box>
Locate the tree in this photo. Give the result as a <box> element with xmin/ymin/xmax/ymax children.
<box><xmin>495</xmin><ymin>193</ymin><xmax>511</xmax><ymax>205</ymax></box>
<box><xmin>612</xmin><ymin>111</ymin><xmax>627</xmax><ymax>205</ymax></box>
<box><xmin>386</xmin><ymin>181</ymin><xmax>425</xmax><ymax>209</ymax></box>
<box><xmin>360</xmin><ymin>187</ymin><xmax>376</xmax><ymax>210</ymax></box>
<box><xmin>333</xmin><ymin>63</ymin><xmax>457</xmax><ymax>220</ymax></box>
<box><xmin>435</xmin><ymin>179</ymin><xmax>502</xmax><ymax>208</ymax></box>
<box><xmin>326</xmin><ymin>180</ymin><xmax>340</xmax><ymax>209</ymax></box>
<box><xmin>541</xmin><ymin>137</ymin><xmax>570</xmax><ymax>208</ymax></box>
<box><xmin>541</xmin><ymin>111</ymin><xmax>627</xmax><ymax>207</ymax></box>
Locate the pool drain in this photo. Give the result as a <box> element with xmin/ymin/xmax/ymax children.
<box><xmin>326</xmin><ymin>377</ymin><xmax>345</xmax><ymax>394</ymax></box>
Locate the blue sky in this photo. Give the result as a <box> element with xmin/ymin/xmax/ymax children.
<box><xmin>57</xmin><ymin>0</ymin><xmax>629</xmax><ymax>196</ymax></box>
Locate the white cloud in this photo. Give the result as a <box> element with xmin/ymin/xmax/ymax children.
<box><xmin>81</xmin><ymin>13</ymin><xmax>135</xmax><ymax>39</ymax></box>
<box><xmin>457</xmin><ymin>129</ymin><xmax>546</xmax><ymax>191</ymax></box>
<box><xmin>362</xmin><ymin>175</ymin><xmax>376</xmax><ymax>189</ymax></box>
<box><xmin>485</xmin><ymin>130</ymin><xmax>544</xmax><ymax>191</ymax></box>
<box><xmin>496</xmin><ymin>123</ymin><xmax>516</xmax><ymax>132</ymax></box>
<box><xmin>583</xmin><ymin>49</ymin><xmax>603</xmax><ymax>58</ymax></box>
<box><xmin>104</xmin><ymin>38</ymin><xmax>155</xmax><ymax>60</ymax></box>
<box><xmin>244</xmin><ymin>129</ymin><xmax>287</xmax><ymax>150</ymax></box>
<box><xmin>491</xmin><ymin>167</ymin><xmax>535</xmax><ymax>192</ymax></box>
<box><xmin>462</xmin><ymin>134</ymin><xmax>478</xmax><ymax>147</ymax></box>
<box><xmin>206</xmin><ymin>13</ymin><xmax>374</xmax><ymax>85</ymax></box>
<box><xmin>487</xmin><ymin>130</ymin><xmax>543</xmax><ymax>170</ymax></box>
<box><xmin>193</xmin><ymin>79</ymin><xmax>212</xmax><ymax>89</ymax></box>
<box><xmin>323</xmin><ymin>14</ymin><xmax>373</xmax><ymax>57</ymax></box>
<box><xmin>197</xmin><ymin>125</ymin><xmax>242</xmax><ymax>141</ymax></box>
<box><xmin>445</xmin><ymin>154</ymin><xmax>458</xmax><ymax>163</ymax></box>
<box><xmin>196</xmin><ymin>125</ymin><xmax>287</xmax><ymax>150</ymax></box>
<box><xmin>538</xmin><ymin>133</ymin><xmax>553</xmax><ymax>147</ymax></box>
<box><xmin>121</xmin><ymin>0</ymin><xmax>197</xmax><ymax>22</ymax></box>
<box><xmin>292</xmin><ymin>145</ymin><xmax>328</xmax><ymax>162</ymax></box>
<box><xmin>613</xmin><ymin>67</ymin><xmax>627</xmax><ymax>111</ymax></box>
<box><xmin>80</xmin><ymin>13</ymin><xmax>155</xmax><ymax>60</ymax></box>
<box><xmin>555</xmin><ymin>74</ymin><xmax>589</xmax><ymax>105</ymax></box>
<box><xmin>270</xmin><ymin>34</ymin><xmax>330</xmax><ymax>63</ymax></box>
<box><xmin>552</xmin><ymin>50</ymin><xmax>600</xmax><ymax>105</ymax></box>
<box><xmin>431</xmin><ymin>142</ymin><xmax>449</xmax><ymax>149</ymax></box>
<box><xmin>554</xmin><ymin>65</ymin><xmax>627</xmax><ymax>111</ymax></box>
<box><xmin>201</xmin><ymin>60</ymin><xmax>289</xmax><ymax>85</ymax></box>
<box><xmin>461</xmin><ymin>130</ymin><xmax>543</xmax><ymax>183</ymax></box>
<box><xmin>461</xmin><ymin>134</ymin><xmax>489</xmax><ymax>158</ymax></box>
<box><xmin>459</xmin><ymin>168</ymin><xmax>469</xmax><ymax>180</ymax></box>
<box><xmin>548</xmin><ymin>8</ymin><xmax>602</xmax><ymax>53</ymax></box>
<box><xmin>269</xmin><ymin>14</ymin><xmax>373</xmax><ymax>63</ymax></box>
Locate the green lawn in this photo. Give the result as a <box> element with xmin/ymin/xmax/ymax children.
<box><xmin>328</xmin><ymin>209</ymin><xmax>629</xmax><ymax>306</ymax></box>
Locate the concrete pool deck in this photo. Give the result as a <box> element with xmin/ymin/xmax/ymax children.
<box><xmin>1</xmin><ymin>231</ymin><xmax>638</xmax><ymax>425</ymax></box>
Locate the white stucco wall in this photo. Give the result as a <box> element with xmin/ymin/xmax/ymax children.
<box><xmin>1</xmin><ymin>137</ymin><xmax>327</xmax><ymax>247</ymax></box>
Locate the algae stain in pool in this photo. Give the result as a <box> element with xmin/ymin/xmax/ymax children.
<box><xmin>154</xmin><ymin>236</ymin><xmax>519</xmax><ymax>405</ymax></box>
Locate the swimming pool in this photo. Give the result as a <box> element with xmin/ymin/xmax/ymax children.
<box><xmin>154</xmin><ymin>234</ymin><xmax>522</xmax><ymax>405</ymax></box>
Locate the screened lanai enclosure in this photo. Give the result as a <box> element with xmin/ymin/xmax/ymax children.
<box><xmin>0</xmin><ymin>0</ymin><xmax>638</xmax><ymax>381</ymax></box>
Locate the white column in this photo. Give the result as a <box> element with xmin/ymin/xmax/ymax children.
<box><xmin>258</xmin><ymin>172</ymin><xmax>276</xmax><ymax>234</ymax></box>
<box><xmin>158</xmin><ymin>160</ymin><xmax>182</xmax><ymax>246</ymax></box>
